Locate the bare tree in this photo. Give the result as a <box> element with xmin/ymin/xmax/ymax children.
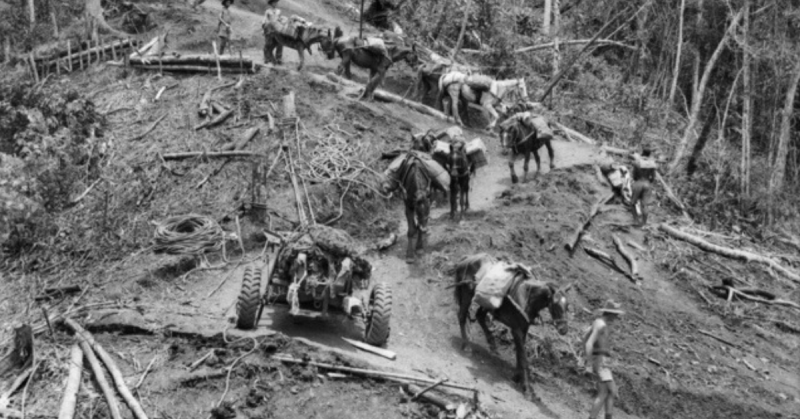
<box><xmin>666</xmin><ymin>0</ymin><xmax>686</xmax><ymax>107</ymax></box>
<box><xmin>767</xmin><ymin>60</ymin><xmax>800</xmax><ymax>217</ymax></box>
<box><xmin>28</xmin><ymin>0</ymin><xmax>35</xmax><ymax>27</ymax></box>
<box><xmin>668</xmin><ymin>7</ymin><xmax>744</xmax><ymax>174</ymax></box>
<box><xmin>740</xmin><ymin>0</ymin><xmax>751</xmax><ymax>201</ymax></box>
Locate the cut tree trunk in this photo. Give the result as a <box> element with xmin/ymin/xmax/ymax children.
<box><xmin>162</xmin><ymin>151</ymin><xmax>267</xmax><ymax>160</ymax></box>
<box><xmin>57</xmin><ymin>344</ymin><xmax>82</xmax><ymax>419</ymax></box>
<box><xmin>613</xmin><ymin>234</ymin><xmax>638</xmax><ymax>278</ymax></box>
<box><xmin>79</xmin><ymin>340</ymin><xmax>123</xmax><ymax>419</ymax></box>
<box><xmin>668</xmin><ymin>7</ymin><xmax>745</xmax><ymax>173</ymax></box>
<box><xmin>322</xmin><ymin>73</ymin><xmax>454</xmax><ymax>121</ymax></box>
<box><xmin>512</xmin><ymin>39</ymin><xmax>636</xmax><ymax>54</ymax></box>
<box><xmin>741</xmin><ymin>0</ymin><xmax>752</xmax><ymax>200</ymax></box>
<box><xmin>64</xmin><ymin>318</ymin><xmax>149</xmax><ymax>419</ymax></box>
<box><xmin>564</xmin><ymin>193</ymin><xmax>614</xmax><ymax>252</ymax></box>
<box><xmin>659</xmin><ymin>224</ymin><xmax>800</xmax><ymax>284</ymax></box>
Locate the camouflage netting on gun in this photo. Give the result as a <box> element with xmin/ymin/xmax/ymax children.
<box><xmin>274</xmin><ymin>225</ymin><xmax>372</xmax><ymax>281</ymax></box>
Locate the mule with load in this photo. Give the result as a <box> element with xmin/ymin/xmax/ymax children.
<box><xmin>452</xmin><ymin>253</ymin><xmax>572</xmax><ymax>397</ymax></box>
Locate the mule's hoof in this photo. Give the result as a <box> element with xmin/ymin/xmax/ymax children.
<box><xmin>512</xmin><ymin>373</ymin><xmax>522</xmax><ymax>383</ymax></box>
<box><xmin>511</xmin><ymin>176</ymin><xmax>519</xmax><ymax>184</ymax></box>
<box><xmin>550</xmin><ymin>163</ymin><xmax>556</xmax><ymax>170</ymax></box>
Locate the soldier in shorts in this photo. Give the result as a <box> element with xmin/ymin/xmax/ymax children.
<box><xmin>631</xmin><ymin>147</ymin><xmax>657</xmax><ymax>226</ymax></box>
<box><xmin>217</xmin><ymin>0</ymin><xmax>233</xmax><ymax>55</ymax></box>
<box><xmin>584</xmin><ymin>300</ymin><xmax>624</xmax><ymax>419</ymax></box>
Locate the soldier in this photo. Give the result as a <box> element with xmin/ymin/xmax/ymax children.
<box><xmin>584</xmin><ymin>300</ymin><xmax>625</xmax><ymax>419</ymax></box>
<box><xmin>217</xmin><ymin>0</ymin><xmax>233</xmax><ymax>55</ymax></box>
<box><xmin>262</xmin><ymin>0</ymin><xmax>283</xmax><ymax>64</ymax></box>
<box><xmin>631</xmin><ymin>146</ymin><xmax>657</xmax><ymax>226</ymax></box>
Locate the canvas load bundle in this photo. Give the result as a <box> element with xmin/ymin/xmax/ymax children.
<box><xmin>529</xmin><ymin>115</ymin><xmax>554</xmax><ymax>141</ymax></box>
<box><xmin>433</xmin><ymin>140</ymin><xmax>450</xmax><ymax>159</ymax></box>
<box><xmin>264</xmin><ymin>14</ymin><xmax>311</xmax><ymax>38</ymax></box>
<box><xmin>636</xmin><ymin>158</ymin><xmax>658</xmax><ymax>169</ymax></box>
<box><xmin>465</xmin><ymin>74</ymin><xmax>494</xmax><ymax>91</ymax></box>
<box><xmin>358</xmin><ymin>37</ymin><xmax>389</xmax><ymax>58</ymax></box>
<box><xmin>473</xmin><ymin>262</ymin><xmax>517</xmax><ymax>310</ymax></box>
<box><xmin>465</xmin><ymin>138</ymin><xmax>488</xmax><ymax>169</ymax></box>
<box><xmin>384</xmin><ymin>152</ymin><xmax>451</xmax><ymax>192</ymax></box>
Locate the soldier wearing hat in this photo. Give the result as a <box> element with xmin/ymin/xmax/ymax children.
<box><xmin>631</xmin><ymin>146</ymin><xmax>657</xmax><ymax>226</ymax></box>
<box><xmin>584</xmin><ymin>300</ymin><xmax>624</xmax><ymax>419</ymax></box>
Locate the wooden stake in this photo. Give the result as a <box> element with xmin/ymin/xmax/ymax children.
<box><xmin>273</xmin><ymin>356</ymin><xmax>477</xmax><ymax>392</ymax></box>
<box><xmin>64</xmin><ymin>318</ymin><xmax>149</xmax><ymax>419</ymax></box>
<box><xmin>341</xmin><ymin>337</ymin><xmax>397</xmax><ymax>360</ymax></box>
<box><xmin>212</xmin><ymin>41</ymin><xmax>221</xmax><ymax>81</ymax></box>
<box><xmin>79</xmin><ymin>340</ymin><xmax>123</xmax><ymax>419</ymax></box>
<box><xmin>28</xmin><ymin>52</ymin><xmax>39</xmax><ymax>82</ymax></box>
<box><xmin>67</xmin><ymin>40</ymin><xmax>72</xmax><ymax>71</ymax></box>
<box><xmin>111</xmin><ymin>42</ymin><xmax>117</xmax><ymax>61</ymax></box>
<box><xmin>359</xmin><ymin>0</ymin><xmax>365</xmax><ymax>38</ymax></box>
<box><xmin>57</xmin><ymin>344</ymin><xmax>83</xmax><ymax>419</ymax></box>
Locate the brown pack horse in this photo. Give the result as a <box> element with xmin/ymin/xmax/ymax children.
<box><xmin>446</xmin><ymin>141</ymin><xmax>474</xmax><ymax>221</ymax></box>
<box><xmin>453</xmin><ymin>253</ymin><xmax>571</xmax><ymax>397</ymax></box>
<box><xmin>499</xmin><ymin>118</ymin><xmax>555</xmax><ymax>184</ymax></box>
<box><xmin>320</xmin><ymin>27</ymin><xmax>419</xmax><ymax>101</ymax></box>
<box><xmin>382</xmin><ymin>153</ymin><xmax>442</xmax><ymax>261</ymax></box>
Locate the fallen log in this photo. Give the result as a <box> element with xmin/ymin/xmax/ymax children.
<box><xmin>78</xmin><ymin>340</ymin><xmax>122</xmax><ymax>419</ymax></box>
<box><xmin>195</xmin><ymin>107</ymin><xmax>233</xmax><ymax>130</ymax></box>
<box><xmin>553</xmin><ymin>122</ymin><xmax>595</xmax><ymax>144</ymax></box>
<box><xmin>405</xmin><ymin>384</ymin><xmax>454</xmax><ymax>409</ymax></box>
<box><xmin>129</xmin><ymin>54</ymin><xmax>255</xmax><ymax>68</ymax></box>
<box><xmin>130</xmin><ymin>64</ymin><xmax>255</xmax><ymax>74</ymax></box>
<box><xmin>612</xmin><ymin>234</ymin><xmax>638</xmax><ymax>278</ymax></box>
<box><xmin>698</xmin><ymin>329</ymin><xmax>741</xmax><ymax>350</ymax></box>
<box><xmin>341</xmin><ymin>337</ymin><xmax>396</xmax><ymax>360</ymax></box>
<box><xmin>273</xmin><ymin>356</ymin><xmax>476</xmax><ymax>393</ymax></box>
<box><xmin>57</xmin><ymin>344</ymin><xmax>82</xmax><ymax>419</ymax></box>
<box><xmin>659</xmin><ymin>224</ymin><xmax>800</xmax><ymax>285</ymax></box>
<box><xmin>64</xmin><ymin>318</ymin><xmax>149</xmax><ymax>419</ymax></box>
<box><xmin>35</xmin><ymin>285</ymin><xmax>81</xmax><ymax>301</ymax></box>
<box><xmin>564</xmin><ymin>193</ymin><xmax>614</xmax><ymax>252</ymax></box>
<box><xmin>322</xmin><ymin>73</ymin><xmax>455</xmax><ymax>122</ymax></box>
<box><xmin>163</xmin><ymin>150</ymin><xmax>267</xmax><ymax>161</ymax></box>
<box><xmin>710</xmin><ymin>285</ymin><xmax>800</xmax><ymax>311</ymax></box>
<box><xmin>199</xmin><ymin>81</ymin><xmax>237</xmax><ymax>118</ymax></box>
<box><xmin>584</xmin><ymin>247</ymin><xmax>636</xmax><ymax>282</ymax></box>
<box><xmin>514</xmin><ymin>39</ymin><xmax>636</xmax><ymax>54</ymax></box>
<box><xmin>222</xmin><ymin>128</ymin><xmax>260</xmax><ymax>152</ymax></box>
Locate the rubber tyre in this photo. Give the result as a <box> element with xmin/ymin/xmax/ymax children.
<box><xmin>236</xmin><ymin>266</ymin><xmax>262</xmax><ymax>330</ymax></box>
<box><xmin>364</xmin><ymin>283</ymin><xmax>392</xmax><ymax>346</ymax></box>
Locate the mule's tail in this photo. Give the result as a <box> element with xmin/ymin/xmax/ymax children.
<box><xmin>435</xmin><ymin>74</ymin><xmax>447</xmax><ymax>112</ymax></box>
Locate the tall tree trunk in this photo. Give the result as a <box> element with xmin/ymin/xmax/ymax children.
<box><xmin>740</xmin><ymin>0</ymin><xmax>751</xmax><ymax>202</ymax></box>
<box><xmin>767</xmin><ymin>60</ymin><xmax>800</xmax><ymax>215</ymax></box>
<box><xmin>667</xmin><ymin>0</ymin><xmax>686</xmax><ymax>107</ymax></box>
<box><xmin>451</xmin><ymin>0</ymin><xmax>470</xmax><ymax>59</ymax></box>
<box><xmin>668</xmin><ymin>8</ymin><xmax>744</xmax><ymax>174</ymax></box>
<box><xmin>543</xmin><ymin>0</ymin><xmax>551</xmax><ymax>35</ymax></box>
<box><xmin>686</xmin><ymin>109</ymin><xmax>716</xmax><ymax>175</ymax></box>
<box><xmin>552</xmin><ymin>0</ymin><xmax>561</xmax><ymax>79</ymax></box>
<box><xmin>28</xmin><ymin>0</ymin><xmax>36</xmax><ymax>27</ymax></box>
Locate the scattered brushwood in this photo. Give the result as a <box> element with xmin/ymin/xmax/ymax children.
<box><xmin>660</xmin><ymin>224</ymin><xmax>800</xmax><ymax>285</ymax></box>
<box><xmin>195</xmin><ymin>102</ymin><xmax>234</xmax><ymax>130</ymax></box>
<box><xmin>34</xmin><ymin>285</ymin><xmax>81</xmax><ymax>302</ymax></box>
<box><xmin>708</xmin><ymin>279</ymin><xmax>800</xmax><ymax>311</ymax></box>
<box><xmin>584</xmin><ymin>247</ymin><xmax>637</xmax><ymax>283</ymax></box>
<box><xmin>612</xmin><ymin>234</ymin><xmax>639</xmax><ymax>279</ymax></box>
